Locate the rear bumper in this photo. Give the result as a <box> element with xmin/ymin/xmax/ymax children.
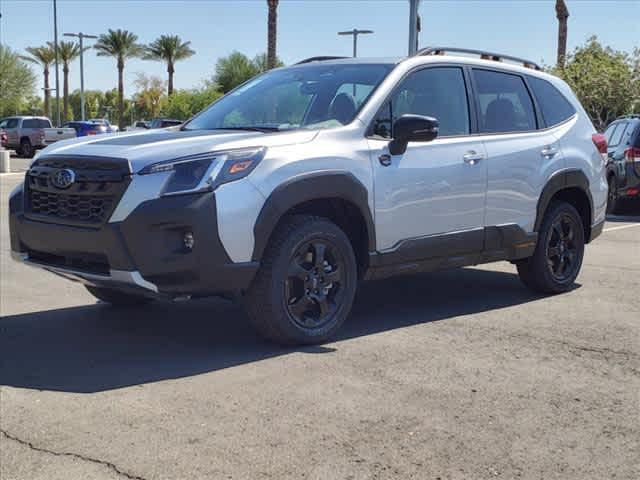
<box><xmin>9</xmin><ymin>185</ymin><xmax>258</xmax><ymax>297</ymax></box>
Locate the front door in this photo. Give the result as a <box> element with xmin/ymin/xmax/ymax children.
<box><xmin>368</xmin><ymin>66</ymin><xmax>487</xmax><ymax>253</ymax></box>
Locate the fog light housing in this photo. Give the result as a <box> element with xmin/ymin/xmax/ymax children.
<box><xmin>183</xmin><ymin>232</ymin><xmax>195</xmax><ymax>250</ymax></box>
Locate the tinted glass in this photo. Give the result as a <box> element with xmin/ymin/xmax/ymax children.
<box><xmin>38</xmin><ymin>119</ymin><xmax>51</xmax><ymax>128</ymax></box>
<box><xmin>23</xmin><ymin>119</ymin><xmax>38</xmax><ymax>128</ymax></box>
<box><xmin>609</xmin><ymin>122</ymin><xmax>627</xmax><ymax>147</ymax></box>
<box><xmin>473</xmin><ymin>69</ymin><xmax>536</xmax><ymax>133</ymax></box>
<box><xmin>6</xmin><ymin>119</ymin><xmax>18</xmax><ymax>128</ymax></box>
<box><xmin>184</xmin><ymin>63</ymin><xmax>393</xmax><ymax>131</ymax></box>
<box><xmin>527</xmin><ymin>76</ymin><xmax>575</xmax><ymax>127</ymax></box>
<box><xmin>604</xmin><ymin>123</ymin><xmax>618</xmax><ymax>143</ymax></box>
<box><xmin>372</xmin><ymin>67</ymin><xmax>470</xmax><ymax>138</ymax></box>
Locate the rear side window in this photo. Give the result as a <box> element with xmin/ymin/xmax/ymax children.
<box><xmin>604</xmin><ymin>123</ymin><xmax>618</xmax><ymax>143</ymax></box>
<box><xmin>609</xmin><ymin>122</ymin><xmax>627</xmax><ymax>147</ymax></box>
<box><xmin>372</xmin><ymin>66</ymin><xmax>470</xmax><ymax>138</ymax></box>
<box><xmin>527</xmin><ymin>76</ymin><xmax>576</xmax><ymax>127</ymax></box>
<box><xmin>22</xmin><ymin>119</ymin><xmax>38</xmax><ymax>128</ymax></box>
<box><xmin>473</xmin><ymin>69</ymin><xmax>536</xmax><ymax>133</ymax></box>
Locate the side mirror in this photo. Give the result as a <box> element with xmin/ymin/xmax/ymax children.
<box><xmin>389</xmin><ymin>114</ymin><xmax>439</xmax><ymax>155</ymax></box>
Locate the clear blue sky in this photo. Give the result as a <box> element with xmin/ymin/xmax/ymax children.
<box><xmin>1</xmin><ymin>0</ymin><xmax>638</xmax><ymax>97</ymax></box>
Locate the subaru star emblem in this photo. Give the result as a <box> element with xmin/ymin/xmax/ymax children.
<box><xmin>51</xmin><ymin>169</ymin><xmax>76</xmax><ymax>189</ymax></box>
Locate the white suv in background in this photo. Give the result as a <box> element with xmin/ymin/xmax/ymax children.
<box><xmin>9</xmin><ymin>47</ymin><xmax>608</xmax><ymax>345</ymax></box>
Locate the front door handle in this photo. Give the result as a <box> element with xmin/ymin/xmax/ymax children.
<box><xmin>463</xmin><ymin>151</ymin><xmax>484</xmax><ymax>165</ymax></box>
<box><xmin>541</xmin><ymin>145</ymin><xmax>558</xmax><ymax>158</ymax></box>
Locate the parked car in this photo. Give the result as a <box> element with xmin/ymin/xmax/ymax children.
<box><xmin>2</xmin><ymin>116</ymin><xmax>76</xmax><ymax>157</ymax></box>
<box><xmin>126</xmin><ymin>121</ymin><xmax>150</xmax><ymax>131</ymax></box>
<box><xmin>603</xmin><ymin>115</ymin><xmax>640</xmax><ymax>213</ymax></box>
<box><xmin>88</xmin><ymin>118</ymin><xmax>118</xmax><ymax>133</ymax></box>
<box><xmin>149</xmin><ymin>118</ymin><xmax>182</xmax><ymax>129</ymax></box>
<box><xmin>9</xmin><ymin>48</ymin><xmax>607</xmax><ymax>344</ymax></box>
<box><xmin>63</xmin><ymin>121</ymin><xmax>110</xmax><ymax>137</ymax></box>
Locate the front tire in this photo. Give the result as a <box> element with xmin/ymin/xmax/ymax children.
<box><xmin>85</xmin><ymin>285</ymin><xmax>153</xmax><ymax>307</ymax></box>
<box><xmin>517</xmin><ymin>201</ymin><xmax>585</xmax><ymax>294</ymax></box>
<box><xmin>245</xmin><ymin>215</ymin><xmax>358</xmax><ymax>345</ymax></box>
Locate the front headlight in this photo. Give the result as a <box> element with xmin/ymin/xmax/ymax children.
<box><xmin>139</xmin><ymin>147</ymin><xmax>266</xmax><ymax>196</ymax></box>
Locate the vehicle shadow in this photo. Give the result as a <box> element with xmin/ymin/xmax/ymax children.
<box><xmin>606</xmin><ymin>212</ymin><xmax>640</xmax><ymax>223</ymax></box>
<box><xmin>1</xmin><ymin>267</ymin><xmax>550</xmax><ymax>393</ymax></box>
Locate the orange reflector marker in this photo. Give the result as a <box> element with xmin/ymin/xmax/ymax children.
<box><xmin>228</xmin><ymin>160</ymin><xmax>253</xmax><ymax>175</ymax></box>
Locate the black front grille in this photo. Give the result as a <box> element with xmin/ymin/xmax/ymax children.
<box><xmin>25</xmin><ymin>155</ymin><xmax>131</xmax><ymax>227</ymax></box>
<box><xmin>29</xmin><ymin>190</ymin><xmax>114</xmax><ymax>223</ymax></box>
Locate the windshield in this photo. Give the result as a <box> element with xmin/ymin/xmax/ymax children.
<box><xmin>183</xmin><ymin>63</ymin><xmax>393</xmax><ymax>132</ymax></box>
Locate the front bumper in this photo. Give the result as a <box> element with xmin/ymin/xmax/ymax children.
<box><xmin>10</xmin><ymin>186</ymin><xmax>259</xmax><ymax>297</ymax></box>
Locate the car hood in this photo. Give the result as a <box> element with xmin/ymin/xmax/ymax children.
<box><xmin>38</xmin><ymin>128</ymin><xmax>319</xmax><ymax>172</ymax></box>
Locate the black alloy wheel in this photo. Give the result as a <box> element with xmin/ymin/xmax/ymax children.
<box><xmin>285</xmin><ymin>240</ymin><xmax>345</xmax><ymax>329</ymax></box>
<box><xmin>546</xmin><ymin>213</ymin><xmax>580</xmax><ymax>282</ymax></box>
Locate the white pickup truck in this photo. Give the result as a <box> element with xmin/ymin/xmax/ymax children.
<box><xmin>0</xmin><ymin>116</ymin><xmax>76</xmax><ymax>158</ymax></box>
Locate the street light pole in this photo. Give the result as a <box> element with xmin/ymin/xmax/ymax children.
<box><xmin>408</xmin><ymin>0</ymin><xmax>421</xmax><ymax>55</ymax></box>
<box><xmin>337</xmin><ymin>29</ymin><xmax>373</xmax><ymax>58</ymax></box>
<box><xmin>53</xmin><ymin>0</ymin><xmax>61</xmax><ymax>126</ymax></box>
<box><xmin>64</xmin><ymin>32</ymin><xmax>97</xmax><ymax>120</ymax></box>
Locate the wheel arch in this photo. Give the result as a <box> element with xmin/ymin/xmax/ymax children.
<box><xmin>252</xmin><ymin>172</ymin><xmax>375</xmax><ymax>273</ymax></box>
<box><xmin>535</xmin><ymin>169</ymin><xmax>594</xmax><ymax>242</ymax></box>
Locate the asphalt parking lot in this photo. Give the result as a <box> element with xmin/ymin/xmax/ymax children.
<box><xmin>1</xmin><ymin>172</ymin><xmax>638</xmax><ymax>480</ymax></box>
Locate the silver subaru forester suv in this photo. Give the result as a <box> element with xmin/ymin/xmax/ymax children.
<box><xmin>9</xmin><ymin>47</ymin><xmax>608</xmax><ymax>344</ymax></box>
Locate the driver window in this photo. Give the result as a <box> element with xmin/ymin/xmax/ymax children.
<box><xmin>372</xmin><ymin>67</ymin><xmax>470</xmax><ymax>138</ymax></box>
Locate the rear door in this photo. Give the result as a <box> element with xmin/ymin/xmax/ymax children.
<box><xmin>368</xmin><ymin>65</ymin><xmax>487</xmax><ymax>253</ymax></box>
<box><xmin>5</xmin><ymin>118</ymin><xmax>20</xmax><ymax>146</ymax></box>
<box><xmin>473</xmin><ymin>69</ymin><xmax>564</xmax><ymax>233</ymax></box>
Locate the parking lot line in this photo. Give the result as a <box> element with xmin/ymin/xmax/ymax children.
<box><xmin>603</xmin><ymin>223</ymin><xmax>640</xmax><ymax>233</ymax></box>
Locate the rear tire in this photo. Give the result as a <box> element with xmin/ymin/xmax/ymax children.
<box><xmin>244</xmin><ymin>215</ymin><xmax>358</xmax><ymax>345</ymax></box>
<box><xmin>85</xmin><ymin>286</ymin><xmax>153</xmax><ymax>307</ymax></box>
<box><xmin>517</xmin><ymin>201</ymin><xmax>585</xmax><ymax>294</ymax></box>
<box><xmin>607</xmin><ymin>176</ymin><xmax>621</xmax><ymax>215</ymax></box>
<box><xmin>19</xmin><ymin>138</ymin><xmax>34</xmax><ymax>158</ymax></box>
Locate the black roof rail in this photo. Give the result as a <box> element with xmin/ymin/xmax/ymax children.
<box><xmin>415</xmin><ymin>46</ymin><xmax>541</xmax><ymax>71</ymax></box>
<box><xmin>296</xmin><ymin>56</ymin><xmax>349</xmax><ymax>65</ymax></box>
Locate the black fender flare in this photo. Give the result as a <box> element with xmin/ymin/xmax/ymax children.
<box><xmin>252</xmin><ymin>171</ymin><xmax>375</xmax><ymax>261</ymax></box>
<box><xmin>535</xmin><ymin>169</ymin><xmax>593</xmax><ymax>232</ymax></box>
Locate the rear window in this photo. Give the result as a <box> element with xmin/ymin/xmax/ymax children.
<box><xmin>473</xmin><ymin>69</ymin><xmax>537</xmax><ymax>133</ymax></box>
<box><xmin>527</xmin><ymin>76</ymin><xmax>576</xmax><ymax>127</ymax></box>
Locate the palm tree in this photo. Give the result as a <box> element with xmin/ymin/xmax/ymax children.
<box><xmin>267</xmin><ymin>0</ymin><xmax>279</xmax><ymax>69</ymax></box>
<box><xmin>20</xmin><ymin>45</ymin><xmax>55</xmax><ymax>117</ymax></box>
<box><xmin>144</xmin><ymin>35</ymin><xmax>195</xmax><ymax>96</ymax></box>
<box><xmin>94</xmin><ymin>29</ymin><xmax>144</xmax><ymax>129</ymax></box>
<box><xmin>52</xmin><ymin>41</ymin><xmax>84</xmax><ymax>121</ymax></box>
<box><xmin>556</xmin><ymin>0</ymin><xmax>569</xmax><ymax>69</ymax></box>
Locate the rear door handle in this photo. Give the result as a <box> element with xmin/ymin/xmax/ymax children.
<box><xmin>463</xmin><ymin>151</ymin><xmax>484</xmax><ymax>165</ymax></box>
<box><xmin>541</xmin><ymin>146</ymin><xmax>558</xmax><ymax>158</ymax></box>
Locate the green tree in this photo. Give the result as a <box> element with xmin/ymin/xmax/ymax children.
<box><xmin>0</xmin><ymin>44</ymin><xmax>36</xmax><ymax>117</ymax></box>
<box><xmin>54</xmin><ymin>41</ymin><xmax>85</xmax><ymax>121</ymax></box>
<box><xmin>69</xmin><ymin>89</ymin><xmax>106</xmax><ymax>120</ymax></box>
<box><xmin>144</xmin><ymin>35</ymin><xmax>195</xmax><ymax>96</ymax></box>
<box><xmin>161</xmin><ymin>85</ymin><xmax>222</xmax><ymax>120</ymax></box>
<box><xmin>556</xmin><ymin>37</ymin><xmax>638</xmax><ymax>131</ymax></box>
<box><xmin>20</xmin><ymin>45</ymin><xmax>55</xmax><ymax>118</ymax></box>
<box><xmin>133</xmin><ymin>73</ymin><xmax>167</xmax><ymax>119</ymax></box>
<box><xmin>213</xmin><ymin>51</ymin><xmax>282</xmax><ymax>93</ymax></box>
<box><xmin>94</xmin><ymin>29</ymin><xmax>144</xmax><ymax>129</ymax></box>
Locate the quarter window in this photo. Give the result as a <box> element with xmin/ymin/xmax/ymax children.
<box><xmin>527</xmin><ymin>76</ymin><xmax>576</xmax><ymax>127</ymax></box>
<box><xmin>372</xmin><ymin>67</ymin><xmax>470</xmax><ymax>138</ymax></box>
<box><xmin>473</xmin><ymin>69</ymin><xmax>536</xmax><ymax>133</ymax></box>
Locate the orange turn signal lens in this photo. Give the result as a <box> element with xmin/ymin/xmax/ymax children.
<box><xmin>228</xmin><ymin>160</ymin><xmax>253</xmax><ymax>175</ymax></box>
